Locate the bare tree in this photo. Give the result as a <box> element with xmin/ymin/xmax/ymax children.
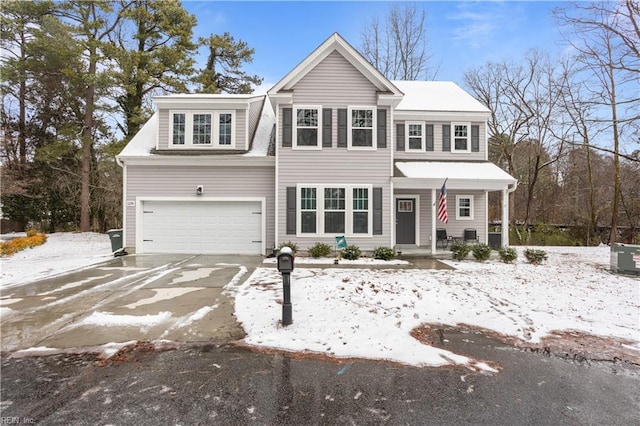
<box><xmin>555</xmin><ymin>0</ymin><xmax>640</xmax><ymax>243</ymax></box>
<box><xmin>360</xmin><ymin>2</ymin><xmax>437</xmax><ymax>80</ymax></box>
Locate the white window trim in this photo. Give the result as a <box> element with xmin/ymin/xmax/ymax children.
<box><xmin>296</xmin><ymin>184</ymin><xmax>373</xmax><ymax>237</ymax></box>
<box><xmin>169</xmin><ymin>110</ymin><xmax>236</xmax><ymax>149</ymax></box>
<box><xmin>292</xmin><ymin>105</ymin><xmax>322</xmax><ymax>150</ymax></box>
<box><xmin>456</xmin><ymin>195</ymin><xmax>474</xmax><ymax>220</ymax></box>
<box><xmin>451</xmin><ymin>122</ymin><xmax>471</xmax><ymax>153</ymax></box>
<box><xmin>405</xmin><ymin>121</ymin><xmax>425</xmax><ymax>152</ymax></box>
<box><xmin>347</xmin><ymin>106</ymin><xmax>377</xmax><ymax>151</ymax></box>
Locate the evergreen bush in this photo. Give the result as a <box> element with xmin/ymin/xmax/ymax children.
<box><xmin>471</xmin><ymin>243</ymin><xmax>492</xmax><ymax>261</ymax></box>
<box><xmin>450</xmin><ymin>242</ymin><xmax>471</xmax><ymax>261</ymax></box>
<box><xmin>373</xmin><ymin>246</ymin><xmax>395</xmax><ymax>261</ymax></box>
<box><xmin>308</xmin><ymin>242</ymin><xmax>332</xmax><ymax>258</ymax></box>
<box><xmin>277</xmin><ymin>241</ymin><xmax>299</xmax><ymax>255</ymax></box>
<box><xmin>498</xmin><ymin>246</ymin><xmax>518</xmax><ymax>263</ymax></box>
<box><xmin>524</xmin><ymin>248</ymin><xmax>547</xmax><ymax>265</ymax></box>
<box><xmin>341</xmin><ymin>244</ymin><xmax>361</xmax><ymax>260</ymax></box>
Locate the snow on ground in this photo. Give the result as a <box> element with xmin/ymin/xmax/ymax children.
<box><xmin>234</xmin><ymin>245</ymin><xmax>639</xmax><ymax>369</ymax></box>
<box><xmin>1</xmin><ymin>232</ymin><xmax>113</xmax><ymax>288</ymax></box>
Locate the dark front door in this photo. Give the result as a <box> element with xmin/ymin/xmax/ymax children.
<box><xmin>396</xmin><ymin>198</ymin><xmax>416</xmax><ymax>244</ymax></box>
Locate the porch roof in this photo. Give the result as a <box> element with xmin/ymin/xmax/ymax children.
<box><xmin>393</xmin><ymin>161</ymin><xmax>517</xmax><ymax>191</ymax></box>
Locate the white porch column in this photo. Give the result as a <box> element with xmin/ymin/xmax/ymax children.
<box><xmin>502</xmin><ymin>188</ymin><xmax>510</xmax><ymax>246</ymax></box>
<box><xmin>431</xmin><ymin>188</ymin><xmax>437</xmax><ymax>254</ymax></box>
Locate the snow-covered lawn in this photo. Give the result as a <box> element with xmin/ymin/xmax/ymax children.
<box><xmin>233</xmin><ymin>245</ymin><xmax>639</xmax><ymax>370</ymax></box>
<box><xmin>1</xmin><ymin>232</ymin><xmax>112</xmax><ymax>288</ymax></box>
<box><xmin>2</xmin><ymin>233</ymin><xmax>638</xmax><ymax>371</ymax></box>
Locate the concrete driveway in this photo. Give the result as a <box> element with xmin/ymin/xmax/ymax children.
<box><xmin>0</xmin><ymin>254</ymin><xmax>264</xmax><ymax>353</ymax></box>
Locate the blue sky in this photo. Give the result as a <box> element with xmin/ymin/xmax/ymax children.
<box><xmin>183</xmin><ymin>1</ymin><xmax>569</xmax><ymax>90</ymax></box>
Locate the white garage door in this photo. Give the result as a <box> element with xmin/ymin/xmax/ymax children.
<box><xmin>141</xmin><ymin>200</ymin><xmax>262</xmax><ymax>254</ymax></box>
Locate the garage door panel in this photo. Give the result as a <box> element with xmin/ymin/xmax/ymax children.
<box><xmin>142</xmin><ymin>201</ymin><xmax>262</xmax><ymax>254</ymax></box>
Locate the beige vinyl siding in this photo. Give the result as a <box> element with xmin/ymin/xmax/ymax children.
<box><xmin>395</xmin><ymin>189</ymin><xmax>487</xmax><ymax>245</ymax></box>
<box><xmin>394</xmin><ymin>121</ymin><xmax>487</xmax><ymax>161</ymax></box>
<box><xmin>277</xmin><ymin>148</ymin><xmax>392</xmax><ymax>251</ymax></box>
<box><xmin>157</xmin><ymin>108</ymin><xmax>248</xmax><ymax>150</ymax></box>
<box><xmin>124</xmin><ymin>165</ymin><xmax>275</xmax><ymax>249</ymax></box>
<box><xmin>292</xmin><ymin>50</ymin><xmax>378</xmax><ymax>105</ymax></box>
<box><xmin>247</xmin><ymin>97</ymin><xmax>265</xmax><ymax>146</ymax></box>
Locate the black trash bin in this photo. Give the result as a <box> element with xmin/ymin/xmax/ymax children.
<box><xmin>107</xmin><ymin>229</ymin><xmax>126</xmax><ymax>256</ymax></box>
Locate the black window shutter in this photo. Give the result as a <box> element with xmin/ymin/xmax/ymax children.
<box><xmin>283</xmin><ymin>108</ymin><xmax>292</xmax><ymax>147</ymax></box>
<box><xmin>286</xmin><ymin>187</ymin><xmax>296</xmax><ymax>235</ymax></box>
<box><xmin>322</xmin><ymin>108</ymin><xmax>332</xmax><ymax>148</ymax></box>
<box><xmin>373</xmin><ymin>187</ymin><xmax>383</xmax><ymax>235</ymax></box>
<box><xmin>471</xmin><ymin>124</ymin><xmax>480</xmax><ymax>152</ymax></box>
<box><xmin>337</xmin><ymin>109</ymin><xmax>347</xmax><ymax>147</ymax></box>
<box><xmin>396</xmin><ymin>123</ymin><xmax>405</xmax><ymax>151</ymax></box>
<box><xmin>442</xmin><ymin>124</ymin><xmax>451</xmax><ymax>152</ymax></box>
<box><xmin>377</xmin><ymin>109</ymin><xmax>387</xmax><ymax>148</ymax></box>
<box><xmin>426</xmin><ymin>124</ymin><xmax>434</xmax><ymax>151</ymax></box>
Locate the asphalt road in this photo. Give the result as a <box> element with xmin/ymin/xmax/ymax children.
<box><xmin>2</xmin><ymin>340</ymin><xmax>638</xmax><ymax>425</ymax></box>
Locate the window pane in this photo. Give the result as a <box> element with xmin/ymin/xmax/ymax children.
<box><xmin>352</xmin><ymin>129</ymin><xmax>373</xmax><ymax>147</ymax></box>
<box><xmin>353</xmin><ymin>212</ymin><xmax>368</xmax><ymax>233</ymax></box>
<box><xmin>219</xmin><ymin>113</ymin><xmax>232</xmax><ymax>145</ymax></box>
<box><xmin>301</xmin><ymin>212</ymin><xmax>316</xmax><ymax>233</ymax></box>
<box><xmin>297</xmin><ymin>109</ymin><xmax>318</xmax><ymax>127</ymax></box>
<box><xmin>352</xmin><ymin>188</ymin><xmax>368</xmax><ymax>210</ymax></box>
<box><xmin>301</xmin><ymin>188</ymin><xmax>316</xmax><ymax>210</ymax></box>
<box><xmin>324</xmin><ymin>188</ymin><xmax>345</xmax><ymax>210</ymax></box>
<box><xmin>193</xmin><ymin>114</ymin><xmax>211</xmax><ymax>144</ymax></box>
<box><xmin>297</xmin><ymin>128</ymin><xmax>318</xmax><ymax>146</ymax></box>
<box><xmin>409</xmin><ymin>137</ymin><xmax>423</xmax><ymax>150</ymax></box>
<box><xmin>455</xmin><ymin>138</ymin><xmax>467</xmax><ymax>150</ymax></box>
<box><xmin>172</xmin><ymin>114</ymin><xmax>185</xmax><ymax>144</ymax></box>
<box><xmin>408</xmin><ymin>124</ymin><xmax>422</xmax><ymax>136</ymax></box>
<box><xmin>324</xmin><ymin>212</ymin><xmax>345</xmax><ymax>233</ymax></box>
<box><xmin>352</xmin><ymin>109</ymin><xmax>373</xmax><ymax>128</ymax></box>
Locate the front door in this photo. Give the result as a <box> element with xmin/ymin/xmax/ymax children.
<box><xmin>396</xmin><ymin>198</ymin><xmax>416</xmax><ymax>244</ymax></box>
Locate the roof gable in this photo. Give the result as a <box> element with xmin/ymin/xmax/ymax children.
<box><xmin>268</xmin><ymin>33</ymin><xmax>402</xmax><ymax>96</ymax></box>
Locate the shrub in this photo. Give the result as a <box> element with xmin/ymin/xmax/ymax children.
<box><xmin>0</xmin><ymin>233</ymin><xmax>48</xmax><ymax>257</ymax></box>
<box><xmin>373</xmin><ymin>246</ymin><xmax>395</xmax><ymax>261</ymax></box>
<box><xmin>308</xmin><ymin>242</ymin><xmax>332</xmax><ymax>258</ymax></box>
<box><xmin>498</xmin><ymin>246</ymin><xmax>518</xmax><ymax>264</ymax></box>
<box><xmin>26</xmin><ymin>228</ymin><xmax>38</xmax><ymax>238</ymax></box>
<box><xmin>524</xmin><ymin>248</ymin><xmax>547</xmax><ymax>265</ymax></box>
<box><xmin>450</xmin><ymin>242</ymin><xmax>471</xmax><ymax>261</ymax></box>
<box><xmin>277</xmin><ymin>241</ymin><xmax>299</xmax><ymax>255</ymax></box>
<box><xmin>471</xmin><ymin>243</ymin><xmax>492</xmax><ymax>261</ymax></box>
<box><xmin>341</xmin><ymin>244</ymin><xmax>361</xmax><ymax>260</ymax></box>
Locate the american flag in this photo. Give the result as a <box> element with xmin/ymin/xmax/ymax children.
<box><xmin>437</xmin><ymin>180</ymin><xmax>448</xmax><ymax>224</ymax></box>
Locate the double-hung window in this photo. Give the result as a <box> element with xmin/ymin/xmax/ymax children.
<box><xmin>294</xmin><ymin>106</ymin><xmax>321</xmax><ymax>148</ymax></box>
<box><xmin>456</xmin><ymin>195</ymin><xmax>474</xmax><ymax>220</ymax></box>
<box><xmin>300</xmin><ymin>188</ymin><xmax>317</xmax><ymax>233</ymax></box>
<box><xmin>172</xmin><ymin>113</ymin><xmax>186</xmax><ymax>145</ymax></box>
<box><xmin>352</xmin><ymin>188</ymin><xmax>369</xmax><ymax>234</ymax></box>
<box><xmin>298</xmin><ymin>185</ymin><xmax>371</xmax><ymax>236</ymax></box>
<box><xmin>324</xmin><ymin>188</ymin><xmax>345</xmax><ymax>233</ymax></box>
<box><xmin>349</xmin><ymin>107</ymin><xmax>375</xmax><ymax>148</ymax></box>
<box><xmin>452</xmin><ymin>123</ymin><xmax>470</xmax><ymax>152</ymax></box>
<box><xmin>170</xmin><ymin>111</ymin><xmax>235</xmax><ymax>148</ymax></box>
<box><xmin>406</xmin><ymin>122</ymin><xmax>424</xmax><ymax>151</ymax></box>
<box><xmin>193</xmin><ymin>114</ymin><xmax>212</xmax><ymax>145</ymax></box>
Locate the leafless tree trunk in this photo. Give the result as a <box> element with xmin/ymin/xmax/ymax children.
<box><xmin>359</xmin><ymin>2</ymin><xmax>437</xmax><ymax>80</ymax></box>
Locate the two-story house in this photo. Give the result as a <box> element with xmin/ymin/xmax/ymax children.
<box><xmin>117</xmin><ymin>33</ymin><xmax>517</xmax><ymax>256</ymax></box>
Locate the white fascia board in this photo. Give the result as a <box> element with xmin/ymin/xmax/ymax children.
<box><xmin>394</xmin><ymin>111</ymin><xmax>490</xmax><ymax>122</ymax></box>
<box><xmin>392</xmin><ymin>177</ymin><xmax>512</xmax><ymax>191</ymax></box>
<box><xmin>153</xmin><ymin>97</ymin><xmax>254</xmax><ymax>110</ymax></box>
<box><xmin>377</xmin><ymin>93</ymin><xmax>404</xmax><ymax>107</ymax></box>
<box><xmin>118</xmin><ymin>155</ymin><xmax>275</xmax><ymax>167</ymax></box>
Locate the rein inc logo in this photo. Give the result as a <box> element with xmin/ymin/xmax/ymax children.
<box><xmin>1</xmin><ymin>418</ymin><xmax>35</xmax><ymax>424</ymax></box>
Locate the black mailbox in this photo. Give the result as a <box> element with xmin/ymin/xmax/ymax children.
<box><xmin>277</xmin><ymin>247</ymin><xmax>294</xmax><ymax>273</ymax></box>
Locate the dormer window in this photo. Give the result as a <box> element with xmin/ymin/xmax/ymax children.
<box><xmin>294</xmin><ymin>106</ymin><xmax>321</xmax><ymax>148</ymax></box>
<box><xmin>348</xmin><ymin>107</ymin><xmax>376</xmax><ymax>149</ymax></box>
<box><xmin>170</xmin><ymin>111</ymin><xmax>235</xmax><ymax>148</ymax></box>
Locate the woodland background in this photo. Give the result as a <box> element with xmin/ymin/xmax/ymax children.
<box><xmin>1</xmin><ymin>1</ymin><xmax>638</xmax><ymax>245</ymax></box>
